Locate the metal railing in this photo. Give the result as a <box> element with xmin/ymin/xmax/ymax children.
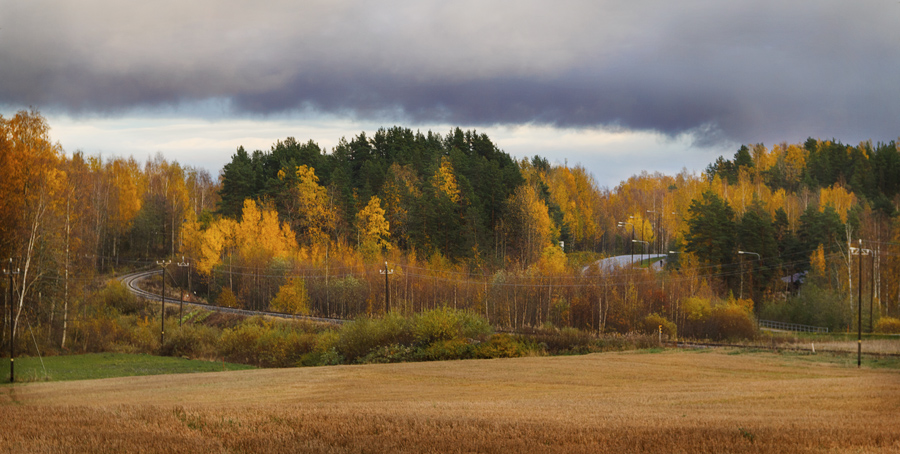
<box><xmin>758</xmin><ymin>319</ymin><xmax>829</xmax><ymax>333</ymax></box>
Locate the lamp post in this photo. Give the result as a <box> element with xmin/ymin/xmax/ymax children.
<box><xmin>617</xmin><ymin>221</ymin><xmax>635</xmax><ymax>267</ymax></box>
<box><xmin>646</xmin><ymin>210</ymin><xmax>657</xmax><ymax>254</ymax></box>
<box><xmin>632</xmin><ymin>240</ymin><xmax>649</xmax><ymax>268</ymax></box>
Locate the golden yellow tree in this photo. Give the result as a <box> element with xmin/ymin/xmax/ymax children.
<box><xmin>289</xmin><ymin>165</ymin><xmax>334</xmax><ymax>247</ymax></box>
<box><xmin>819</xmin><ymin>184</ymin><xmax>856</xmax><ymax>223</ymax></box>
<box><xmin>105</xmin><ymin>157</ymin><xmax>144</xmax><ymax>261</ymax></box>
<box><xmin>235</xmin><ymin>199</ymin><xmax>297</xmax><ymax>266</ymax></box>
<box><xmin>507</xmin><ymin>185</ymin><xmax>553</xmax><ymax>266</ymax></box>
<box><xmin>547</xmin><ymin>165</ymin><xmax>601</xmax><ymax>249</ymax></box>
<box><xmin>432</xmin><ymin>156</ymin><xmax>460</xmax><ymax>203</ymax></box>
<box><xmin>270</xmin><ymin>277</ymin><xmax>310</xmax><ymax>315</ymax></box>
<box><xmin>356</xmin><ymin>195</ymin><xmax>391</xmax><ymax>259</ymax></box>
<box><xmin>0</xmin><ymin>109</ymin><xmax>66</xmax><ymax>336</ymax></box>
<box><xmin>196</xmin><ymin>217</ymin><xmax>237</xmax><ymax>277</ymax></box>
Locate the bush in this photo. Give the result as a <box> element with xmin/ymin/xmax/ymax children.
<box><xmin>219</xmin><ymin>322</ymin><xmax>266</xmax><ymax>365</ymax></box>
<box><xmin>760</xmin><ymin>283</ymin><xmax>849</xmax><ymax>332</ymax></box>
<box><xmin>336</xmin><ymin>313</ymin><xmax>413</xmax><ymax>363</ymax></box>
<box><xmin>472</xmin><ymin>334</ymin><xmax>528</xmax><ymax>358</ymax></box>
<box><xmin>412</xmin><ymin>307</ymin><xmax>491</xmax><ymax>346</ymax></box>
<box><xmin>219</xmin><ymin>319</ymin><xmax>317</xmax><ymax>367</ymax></box>
<box><xmin>681</xmin><ymin>298</ymin><xmax>757</xmax><ymax>341</ymax></box>
<box><xmin>359</xmin><ymin>344</ymin><xmax>417</xmax><ymax>363</ymax></box>
<box><xmin>516</xmin><ymin>326</ymin><xmax>594</xmax><ymax>354</ymax></box>
<box><xmin>706</xmin><ymin>304</ymin><xmax>757</xmax><ymax>341</ymax></box>
<box><xmin>640</xmin><ymin>313</ymin><xmax>677</xmax><ymax>338</ymax></box>
<box><xmin>97</xmin><ymin>280</ymin><xmax>143</xmax><ymax>315</ymax></box>
<box><xmin>161</xmin><ymin>324</ymin><xmax>220</xmax><ymax>359</ymax></box>
<box><xmin>874</xmin><ymin>317</ymin><xmax>900</xmax><ymax>334</ymax></box>
<box><xmin>417</xmin><ymin>338</ymin><xmax>473</xmax><ymax>361</ymax></box>
<box><xmin>77</xmin><ymin>314</ymin><xmax>131</xmax><ymax>352</ymax></box>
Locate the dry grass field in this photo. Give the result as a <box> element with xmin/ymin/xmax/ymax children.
<box><xmin>1</xmin><ymin>349</ymin><xmax>899</xmax><ymax>453</ymax></box>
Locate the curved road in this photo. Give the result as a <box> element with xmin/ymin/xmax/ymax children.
<box><xmin>119</xmin><ymin>269</ymin><xmax>346</xmax><ymax>325</ymax></box>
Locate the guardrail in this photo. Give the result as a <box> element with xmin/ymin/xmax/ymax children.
<box><xmin>758</xmin><ymin>319</ymin><xmax>828</xmax><ymax>333</ymax></box>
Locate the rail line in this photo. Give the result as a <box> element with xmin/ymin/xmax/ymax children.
<box><xmin>119</xmin><ymin>269</ymin><xmax>346</xmax><ymax>325</ymax></box>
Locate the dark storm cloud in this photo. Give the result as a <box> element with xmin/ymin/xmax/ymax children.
<box><xmin>2</xmin><ymin>0</ymin><xmax>899</xmax><ymax>145</ymax></box>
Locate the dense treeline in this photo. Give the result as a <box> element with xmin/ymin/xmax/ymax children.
<box><xmin>216</xmin><ymin>127</ymin><xmax>525</xmax><ymax>264</ymax></box>
<box><xmin>3</xmin><ymin>109</ymin><xmax>900</xmax><ymax>361</ymax></box>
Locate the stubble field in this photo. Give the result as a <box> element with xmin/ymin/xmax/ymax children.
<box><xmin>1</xmin><ymin>349</ymin><xmax>899</xmax><ymax>453</ymax></box>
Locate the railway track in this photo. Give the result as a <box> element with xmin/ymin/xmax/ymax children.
<box><xmin>118</xmin><ymin>269</ymin><xmax>346</xmax><ymax>325</ymax></box>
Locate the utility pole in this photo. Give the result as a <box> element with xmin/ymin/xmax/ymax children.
<box><xmin>380</xmin><ymin>262</ymin><xmax>393</xmax><ymax>314</ymax></box>
<box><xmin>850</xmin><ymin>240</ymin><xmax>872</xmax><ymax>368</ymax></box>
<box><xmin>177</xmin><ymin>256</ymin><xmax>189</xmax><ymax>326</ymax></box>
<box><xmin>157</xmin><ymin>259</ymin><xmax>171</xmax><ymax>347</ymax></box>
<box><xmin>3</xmin><ymin>258</ymin><xmax>20</xmax><ymax>383</ymax></box>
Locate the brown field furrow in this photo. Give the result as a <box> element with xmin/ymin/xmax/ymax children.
<box><xmin>1</xmin><ymin>350</ymin><xmax>899</xmax><ymax>453</ymax></box>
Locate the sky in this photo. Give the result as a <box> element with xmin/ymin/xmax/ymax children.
<box><xmin>2</xmin><ymin>1</ymin><xmax>899</xmax><ymax>188</ymax></box>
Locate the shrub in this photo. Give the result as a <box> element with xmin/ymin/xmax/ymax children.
<box><xmin>874</xmin><ymin>317</ymin><xmax>900</xmax><ymax>334</ymax></box>
<box><xmin>77</xmin><ymin>314</ymin><xmax>130</xmax><ymax>352</ymax></box>
<box><xmin>760</xmin><ymin>283</ymin><xmax>849</xmax><ymax>332</ymax></box>
<box><xmin>161</xmin><ymin>324</ymin><xmax>220</xmax><ymax>359</ymax></box>
<box><xmin>219</xmin><ymin>322</ymin><xmax>266</xmax><ymax>365</ymax></box>
<box><xmin>336</xmin><ymin>313</ymin><xmax>413</xmax><ymax>363</ymax></box>
<box><xmin>640</xmin><ymin>313</ymin><xmax>677</xmax><ymax>338</ymax></box>
<box><xmin>417</xmin><ymin>338</ymin><xmax>473</xmax><ymax>361</ymax></box>
<box><xmin>516</xmin><ymin>326</ymin><xmax>594</xmax><ymax>354</ymax></box>
<box><xmin>218</xmin><ymin>319</ymin><xmax>319</xmax><ymax>367</ymax></box>
<box><xmin>359</xmin><ymin>344</ymin><xmax>417</xmax><ymax>364</ymax></box>
<box><xmin>681</xmin><ymin>298</ymin><xmax>757</xmax><ymax>341</ymax></box>
<box><xmin>217</xmin><ymin>287</ymin><xmax>239</xmax><ymax>308</ymax></box>
<box><xmin>97</xmin><ymin>280</ymin><xmax>143</xmax><ymax>315</ymax></box>
<box><xmin>706</xmin><ymin>303</ymin><xmax>757</xmax><ymax>341</ymax></box>
<box><xmin>472</xmin><ymin>334</ymin><xmax>528</xmax><ymax>358</ymax></box>
<box><xmin>412</xmin><ymin>307</ymin><xmax>491</xmax><ymax>346</ymax></box>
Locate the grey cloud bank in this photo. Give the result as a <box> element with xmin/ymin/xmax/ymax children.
<box><xmin>2</xmin><ymin>1</ymin><xmax>899</xmax><ymax>167</ymax></box>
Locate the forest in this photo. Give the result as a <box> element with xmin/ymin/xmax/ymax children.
<box><xmin>3</xmin><ymin>108</ymin><xmax>900</xmax><ymax>358</ymax></box>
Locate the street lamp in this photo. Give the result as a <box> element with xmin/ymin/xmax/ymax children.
<box><xmin>618</xmin><ymin>221</ymin><xmax>635</xmax><ymax>267</ymax></box>
<box><xmin>632</xmin><ymin>240</ymin><xmax>649</xmax><ymax>267</ymax></box>
<box><xmin>646</xmin><ymin>210</ymin><xmax>657</xmax><ymax>254</ymax></box>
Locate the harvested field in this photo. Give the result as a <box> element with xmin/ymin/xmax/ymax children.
<box><xmin>1</xmin><ymin>349</ymin><xmax>899</xmax><ymax>453</ymax></box>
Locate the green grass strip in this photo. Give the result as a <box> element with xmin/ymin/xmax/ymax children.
<box><xmin>0</xmin><ymin>353</ymin><xmax>254</xmax><ymax>383</ymax></box>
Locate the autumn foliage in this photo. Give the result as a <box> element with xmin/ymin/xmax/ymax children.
<box><xmin>3</xmin><ymin>108</ymin><xmax>900</xmax><ymax>359</ymax></box>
